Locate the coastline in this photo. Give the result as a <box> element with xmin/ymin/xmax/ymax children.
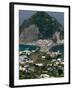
<box><xmin>19</xmin><ymin>39</ymin><xmax>64</xmax><ymax>52</ymax></box>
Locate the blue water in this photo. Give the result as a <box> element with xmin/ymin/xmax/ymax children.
<box><xmin>49</xmin><ymin>45</ymin><xmax>64</xmax><ymax>52</ymax></box>
<box><xmin>19</xmin><ymin>44</ymin><xmax>64</xmax><ymax>52</ymax></box>
<box><xmin>19</xmin><ymin>44</ymin><xmax>39</xmax><ymax>51</ymax></box>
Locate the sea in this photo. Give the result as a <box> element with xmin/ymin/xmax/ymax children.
<box><xmin>49</xmin><ymin>44</ymin><xmax>64</xmax><ymax>52</ymax></box>
<box><xmin>19</xmin><ymin>44</ymin><xmax>64</xmax><ymax>52</ymax></box>
<box><xmin>19</xmin><ymin>44</ymin><xmax>39</xmax><ymax>51</ymax></box>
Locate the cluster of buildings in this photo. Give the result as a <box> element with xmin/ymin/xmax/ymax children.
<box><xmin>36</xmin><ymin>39</ymin><xmax>53</xmax><ymax>47</ymax></box>
<box><xmin>19</xmin><ymin>50</ymin><xmax>64</xmax><ymax>79</ymax></box>
<box><xmin>19</xmin><ymin>54</ymin><xmax>33</xmax><ymax>64</ymax></box>
<box><xmin>35</xmin><ymin>38</ymin><xmax>64</xmax><ymax>53</ymax></box>
<box><xmin>19</xmin><ymin>37</ymin><xmax>64</xmax><ymax>79</ymax></box>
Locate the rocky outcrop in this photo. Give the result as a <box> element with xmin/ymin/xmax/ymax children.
<box><xmin>19</xmin><ymin>12</ymin><xmax>64</xmax><ymax>43</ymax></box>
<box><xmin>52</xmin><ymin>32</ymin><xmax>61</xmax><ymax>44</ymax></box>
<box><xmin>19</xmin><ymin>24</ymin><xmax>39</xmax><ymax>43</ymax></box>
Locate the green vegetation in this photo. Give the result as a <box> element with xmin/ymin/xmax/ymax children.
<box><xmin>20</xmin><ymin>12</ymin><xmax>64</xmax><ymax>40</ymax></box>
<box><xmin>19</xmin><ymin>51</ymin><xmax>64</xmax><ymax>79</ymax></box>
<box><xmin>19</xmin><ymin>11</ymin><xmax>64</xmax><ymax>79</ymax></box>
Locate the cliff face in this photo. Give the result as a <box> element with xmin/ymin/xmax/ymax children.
<box><xmin>19</xmin><ymin>24</ymin><xmax>39</xmax><ymax>43</ymax></box>
<box><xmin>52</xmin><ymin>32</ymin><xmax>61</xmax><ymax>44</ymax></box>
<box><xmin>19</xmin><ymin>12</ymin><xmax>64</xmax><ymax>43</ymax></box>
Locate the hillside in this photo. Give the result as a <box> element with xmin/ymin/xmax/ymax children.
<box><xmin>19</xmin><ymin>12</ymin><xmax>64</xmax><ymax>43</ymax></box>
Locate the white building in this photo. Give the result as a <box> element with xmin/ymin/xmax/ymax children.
<box><xmin>42</xmin><ymin>56</ymin><xmax>45</xmax><ymax>59</ymax></box>
<box><xmin>19</xmin><ymin>55</ymin><xmax>29</xmax><ymax>63</ymax></box>
<box><xmin>24</xmin><ymin>50</ymin><xmax>31</xmax><ymax>55</ymax></box>
<box><xmin>39</xmin><ymin>74</ymin><xmax>50</xmax><ymax>78</ymax></box>
<box><xmin>57</xmin><ymin>58</ymin><xmax>62</xmax><ymax>62</ymax></box>
<box><xmin>19</xmin><ymin>66</ymin><xmax>26</xmax><ymax>71</ymax></box>
<box><xmin>55</xmin><ymin>62</ymin><xmax>59</xmax><ymax>65</ymax></box>
<box><xmin>35</xmin><ymin>63</ymin><xmax>43</xmax><ymax>67</ymax></box>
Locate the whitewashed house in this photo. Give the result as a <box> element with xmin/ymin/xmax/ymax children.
<box><xmin>35</xmin><ymin>63</ymin><xmax>43</xmax><ymax>67</ymax></box>
<box><xmin>39</xmin><ymin>74</ymin><xmax>49</xmax><ymax>78</ymax></box>
<box><xmin>42</xmin><ymin>56</ymin><xmax>45</xmax><ymax>59</ymax></box>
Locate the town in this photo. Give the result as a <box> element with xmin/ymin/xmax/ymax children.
<box><xmin>19</xmin><ymin>38</ymin><xmax>64</xmax><ymax>79</ymax></box>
